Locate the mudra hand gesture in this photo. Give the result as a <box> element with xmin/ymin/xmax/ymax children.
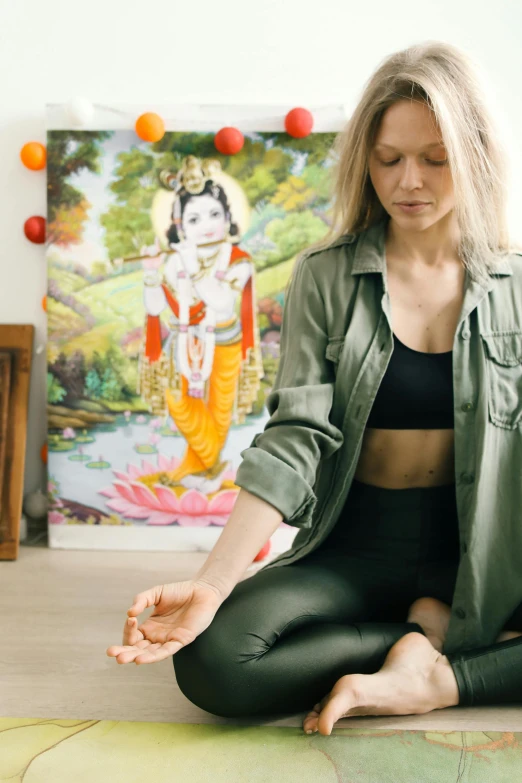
<box><xmin>106</xmin><ymin>580</ymin><xmax>224</xmax><ymax>664</ymax></box>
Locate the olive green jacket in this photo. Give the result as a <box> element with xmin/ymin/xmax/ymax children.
<box><xmin>234</xmin><ymin>217</ymin><xmax>522</xmax><ymax>655</ymax></box>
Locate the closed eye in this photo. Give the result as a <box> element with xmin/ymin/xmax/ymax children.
<box><xmin>381</xmin><ymin>159</ymin><xmax>448</xmax><ymax>167</ymax></box>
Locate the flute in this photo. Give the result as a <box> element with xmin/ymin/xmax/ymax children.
<box><xmin>111</xmin><ymin>238</ymin><xmax>227</xmax><ymax>266</ymax></box>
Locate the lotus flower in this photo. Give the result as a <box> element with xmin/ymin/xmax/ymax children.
<box><xmin>62</xmin><ymin>427</ymin><xmax>76</xmax><ymax>439</ymax></box>
<box><xmin>99</xmin><ymin>454</ymin><xmax>239</xmax><ymax>526</ymax></box>
<box><xmin>49</xmin><ymin>510</ymin><xmax>66</xmax><ymax>524</ymax></box>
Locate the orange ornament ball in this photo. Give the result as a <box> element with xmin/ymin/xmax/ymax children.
<box><xmin>253</xmin><ymin>539</ymin><xmax>271</xmax><ymax>562</ymax></box>
<box><xmin>285</xmin><ymin>107</ymin><xmax>314</xmax><ymax>138</ymax></box>
<box><xmin>24</xmin><ymin>216</ymin><xmax>46</xmax><ymax>244</ymax></box>
<box><xmin>40</xmin><ymin>442</ymin><xmax>48</xmax><ymax>464</ymax></box>
<box><xmin>21</xmin><ymin>142</ymin><xmax>47</xmax><ymax>170</ymax></box>
<box><xmin>214</xmin><ymin>127</ymin><xmax>244</xmax><ymax>155</ymax></box>
<box><xmin>42</xmin><ymin>295</ymin><xmax>47</xmax><ymax>312</ymax></box>
<box><xmin>135</xmin><ymin>113</ymin><xmax>165</xmax><ymax>142</ymax></box>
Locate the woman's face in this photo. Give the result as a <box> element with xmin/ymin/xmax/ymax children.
<box><xmin>368</xmin><ymin>99</ymin><xmax>455</xmax><ymax>229</ymax></box>
<box><xmin>181</xmin><ymin>194</ymin><xmax>228</xmax><ymax>244</ymax></box>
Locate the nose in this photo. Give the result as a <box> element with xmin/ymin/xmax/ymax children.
<box><xmin>398</xmin><ymin>159</ymin><xmax>424</xmax><ymax>190</ymax></box>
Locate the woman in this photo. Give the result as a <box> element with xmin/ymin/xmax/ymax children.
<box><xmin>107</xmin><ymin>41</ymin><xmax>522</xmax><ymax>734</ymax></box>
<box><xmin>137</xmin><ymin>155</ymin><xmax>263</xmax><ymax>491</ymax></box>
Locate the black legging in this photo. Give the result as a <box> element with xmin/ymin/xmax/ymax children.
<box><xmin>173</xmin><ymin>478</ymin><xmax>522</xmax><ymax>718</ymax></box>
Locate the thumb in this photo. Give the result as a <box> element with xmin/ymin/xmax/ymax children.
<box><xmin>127</xmin><ymin>585</ymin><xmax>162</xmax><ymax>616</ymax></box>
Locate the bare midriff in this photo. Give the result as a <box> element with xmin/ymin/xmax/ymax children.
<box><xmin>353</xmin><ymin>244</ymin><xmax>466</xmax><ymax>489</ymax></box>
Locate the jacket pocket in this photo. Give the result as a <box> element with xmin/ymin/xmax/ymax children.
<box><xmin>481</xmin><ymin>331</ymin><xmax>522</xmax><ymax>429</ymax></box>
<box><xmin>325</xmin><ymin>336</ymin><xmax>345</xmax><ymax>373</ymax></box>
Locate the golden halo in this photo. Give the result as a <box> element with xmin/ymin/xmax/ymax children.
<box><xmin>151</xmin><ymin>167</ymin><xmax>251</xmax><ymax>250</ymax></box>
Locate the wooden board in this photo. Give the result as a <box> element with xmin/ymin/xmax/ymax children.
<box><xmin>0</xmin><ymin>325</ymin><xmax>34</xmax><ymax>560</ymax></box>
<box><xmin>0</xmin><ymin>352</ymin><xmax>12</xmax><ymax>517</ymax></box>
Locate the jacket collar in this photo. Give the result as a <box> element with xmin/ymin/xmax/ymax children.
<box><xmin>350</xmin><ymin>218</ymin><xmax>513</xmax><ymax>282</ymax></box>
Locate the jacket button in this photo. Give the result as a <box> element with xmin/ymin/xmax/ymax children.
<box><xmin>461</xmin><ymin>472</ymin><xmax>475</xmax><ymax>484</ymax></box>
<box><xmin>461</xmin><ymin>402</ymin><xmax>474</xmax><ymax>412</ymax></box>
<box><xmin>454</xmin><ymin>607</ymin><xmax>466</xmax><ymax>619</ymax></box>
<box><xmin>461</xmin><ymin>328</ymin><xmax>471</xmax><ymax>340</ymax></box>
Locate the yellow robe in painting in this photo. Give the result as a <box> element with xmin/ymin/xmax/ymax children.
<box><xmin>137</xmin><ymin>244</ymin><xmax>264</xmax><ymax>484</ymax></box>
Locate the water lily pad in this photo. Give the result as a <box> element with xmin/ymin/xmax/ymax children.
<box><xmin>159</xmin><ymin>426</ymin><xmax>178</xmax><ymax>437</ymax></box>
<box><xmin>76</xmin><ymin>434</ymin><xmax>95</xmax><ymax>443</ymax></box>
<box><xmin>49</xmin><ymin>441</ymin><xmax>76</xmax><ymax>452</ymax></box>
<box><xmin>86</xmin><ymin>460</ymin><xmax>111</xmax><ymax>469</ymax></box>
<box><xmin>134</xmin><ymin>444</ymin><xmax>158</xmax><ymax>454</ymax></box>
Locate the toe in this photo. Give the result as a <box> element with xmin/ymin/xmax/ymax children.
<box><xmin>318</xmin><ymin>683</ymin><xmax>358</xmax><ymax>735</ymax></box>
<box><xmin>303</xmin><ymin>707</ymin><xmax>320</xmax><ymax>733</ymax></box>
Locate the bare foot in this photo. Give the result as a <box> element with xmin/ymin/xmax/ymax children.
<box><xmin>407</xmin><ymin>596</ymin><xmax>452</xmax><ymax>652</ymax></box>
<box><xmin>407</xmin><ymin>597</ymin><xmax>522</xmax><ymax>647</ymax></box>
<box><xmin>303</xmin><ymin>632</ymin><xmax>459</xmax><ymax>736</ymax></box>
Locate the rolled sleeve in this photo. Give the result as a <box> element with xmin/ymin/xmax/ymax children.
<box><xmin>234</xmin><ymin>253</ymin><xmax>343</xmax><ymax>528</ymax></box>
<box><xmin>234</xmin><ymin>443</ymin><xmax>318</xmax><ymax>528</ymax></box>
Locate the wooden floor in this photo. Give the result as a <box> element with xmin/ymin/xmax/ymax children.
<box><xmin>2</xmin><ymin>542</ymin><xmax>521</xmax><ymax>731</ymax></box>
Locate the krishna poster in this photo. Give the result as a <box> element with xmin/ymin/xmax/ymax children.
<box><xmin>45</xmin><ymin>103</ymin><xmax>347</xmax><ymax>551</ymax></box>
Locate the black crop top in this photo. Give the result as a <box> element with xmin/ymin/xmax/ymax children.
<box><xmin>365</xmin><ymin>332</ymin><xmax>454</xmax><ymax>429</ymax></box>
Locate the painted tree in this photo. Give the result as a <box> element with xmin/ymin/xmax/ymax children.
<box><xmin>47</xmin><ymin>130</ymin><xmax>113</xmax><ymax>246</ymax></box>
<box><xmin>100</xmin><ymin>131</ymin><xmax>337</xmax><ymax>266</ymax></box>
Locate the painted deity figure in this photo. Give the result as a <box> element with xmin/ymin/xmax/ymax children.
<box><xmin>137</xmin><ymin>156</ymin><xmax>264</xmax><ymax>494</ymax></box>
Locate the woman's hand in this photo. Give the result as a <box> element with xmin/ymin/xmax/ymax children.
<box><xmin>106</xmin><ymin>580</ymin><xmax>224</xmax><ymax>665</ymax></box>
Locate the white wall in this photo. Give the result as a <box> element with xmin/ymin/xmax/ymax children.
<box><xmin>1</xmin><ymin>0</ymin><xmax>521</xmax><ymax>497</ymax></box>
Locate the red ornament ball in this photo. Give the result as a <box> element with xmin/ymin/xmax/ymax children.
<box><xmin>135</xmin><ymin>113</ymin><xmax>165</xmax><ymax>142</ymax></box>
<box><xmin>253</xmin><ymin>540</ymin><xmax>271</xmax><ymax>562</ymax></box>
<box><xmin>24</xmin><ymin>216</ymin><xmax>46</xmax><ymax>244</ymax></box>
<box><xmin>214</xmin><ymin>126</ymin><xmax>244</xmax><ymax>155</ymax></box>
<box><xmin>21</xmin><ymin>142</ymin><xmax>47</xmax><ymax>170</ymax></box>
<box><xmin>40</xmin><ymin>442</ymin><xmax>48</xmax><ymax>464</ymax></box>
<box><xmin>285</xmin><ymin>107</ymin><xmax>314</xmax><ymax>138</ymax></box>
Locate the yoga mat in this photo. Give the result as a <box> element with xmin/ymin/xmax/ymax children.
<box><xmin>2</xmin><ymin>718</ymin><xmax>522</xmax><ymax>782</ymax></box>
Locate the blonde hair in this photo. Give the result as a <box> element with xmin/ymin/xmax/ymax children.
<box><xmin>296</xmin><ymin>40</ymin><xmax>520</xmax><ymax>287</ymax></box>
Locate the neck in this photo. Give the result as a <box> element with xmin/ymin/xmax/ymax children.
<box><xmin>385</xmin><ymin>211</ymin><xmax>461</xmax><ymax>269</ymax></box>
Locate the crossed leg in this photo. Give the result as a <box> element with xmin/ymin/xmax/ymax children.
<box><xmin>303</xmin><ymin>595</ymin><xmax>522</xmax><ymax>734</ymax></box>
<box><xmin>173</xmin><ymin>548</ymin><xmax>466</xmax><ymax>730</ymax></box>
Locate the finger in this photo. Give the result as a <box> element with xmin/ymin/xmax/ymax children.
<box><xmin>106</xmin><ymin>638</ymin><xmax>153</xmax><ymax>658</ymax></box>
<box><xmin>109</xmin><ymin>642</ymin><xmax>162</xmax><ymax>664</ymax></box>
<box><xmin>127</xmin><ymin>586</ymin><xmax>162</xmax><ymax>617</ymax></box>
<box><xmin>134</xmin><ymin>639</ymin><xmax>187</xmax><ymax>664</ymax></box>
<box><xmin>123</xmin><ymin>616</ymin><xmax>143</xmax><ymax>646</ymax></box>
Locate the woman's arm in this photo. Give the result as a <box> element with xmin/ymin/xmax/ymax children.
<box><xmin>233</xmin><ymin>253</ymin><xmax>343</xmax><ymax>530</ymax></box>
<box><xmin>194</xmin><ymin>487</ymin><xmax>283</xmax><ymax>600</ymax></box>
